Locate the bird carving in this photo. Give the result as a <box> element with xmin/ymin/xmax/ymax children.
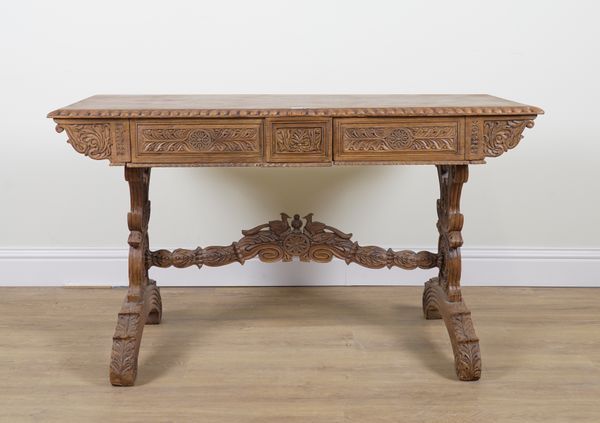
<box><xmin>242</xmin><ymin>213</ymin><xmax>291</xmax><ymax>237</ymax></box>
<box><xmin>269</xmin><ymin>213</ymin><xmax>292</xmax><ymax>236</ymax></box>
<box><xmin>304</xmin><ymin>213</ymin><xmax>352</xmax><ymax>239</ymax></box>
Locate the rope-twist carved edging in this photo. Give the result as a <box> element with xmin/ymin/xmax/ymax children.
<box><xmin>146</xmin><ymin>213</ymin><xmax>438</xmax><ymax>271</ymax></box>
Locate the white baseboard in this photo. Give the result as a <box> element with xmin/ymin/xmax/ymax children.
<box><xmin>1</xmin><ymin>247</ymin><xmax>599</xmax><ymax>287</ymax></box>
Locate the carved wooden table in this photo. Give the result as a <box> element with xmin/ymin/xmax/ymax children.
<box><xmin>48</xmin><ymin>95</ymin><xmax>542</xmax><ymax>386</ymax></box>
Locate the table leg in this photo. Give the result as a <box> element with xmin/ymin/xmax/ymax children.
<box><xmin>422</xmin><ymin>165</ymin><xmax>482</xmax><ymax>381</ymax></box>
<box><xmin>109</xmin><ymin>167</ymin><xmax>162</xmax><ymax>386</ymax></box>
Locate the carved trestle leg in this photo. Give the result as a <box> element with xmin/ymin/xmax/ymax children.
<box><xmin>422</xmin><ymin>165</ymin><xmax>481</xmax><ymax>381</ymax></box>
<box><xmin>110</xmin><ymin>167</ymin><xmax>162</xmax><ymax>386</ymax></box>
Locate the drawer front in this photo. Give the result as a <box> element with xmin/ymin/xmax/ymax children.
<box><xmin>132</xmin><ymin>119</ymin><xmax>263</xmax><ymax>164</ymax></box>
<box><xmin>266</xmin><ymin>118</ymin><xmax>332</xmax><ymax>163</ymax></box>
<box><xmin>334</xmin><ymin>118</ymin><xmax>465</xmax><ymax>162</ymax></box>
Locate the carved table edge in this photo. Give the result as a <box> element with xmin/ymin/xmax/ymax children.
<box><xmin>47</xmin><ymin>106</ymin><xmax>544</xmax><ymax>119</ymax></box>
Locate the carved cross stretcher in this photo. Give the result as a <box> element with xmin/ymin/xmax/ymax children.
<box><xmin>48</xmin><ymin>94</ymin><xmax>543</xmax><ymax>385</ymax></box>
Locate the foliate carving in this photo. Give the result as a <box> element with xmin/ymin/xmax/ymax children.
<box><xmin>110</xmin><ymin>312</ymin><xmax>141</xmax><ymax>385</ymax></box>
<box><xmin>275</xmin><ymin>127</ymin><xmax>323</xmax><ymax>153</ymax></box>
<box><xmin>110</xmin><ymin>168</ymin><xmax>162</xmax><ymax>387</ymax></box>
<box><xmin>140</xmin><ymin>127</ymin><xmax>259</xmax><ymax>153</ymax></box>
<box><xmin>470</xmin><ymin>120</ymin><xmax>480</xmax><ymax>155</ymax></box>
<box><xmin>343</xmin><ymin>126</ymin><xmax>457</xmax><ymax>152</ymax></box>
<box><xmin>58</xmin><ymin>123</ymin><xmax>112</xmax><ymax>160</ymax></box>
<box><xmin>483</xmin><ymin>119</ymin><xmax>535</xmax><ymax>157</ymax></box>
<box><xmin>148</xmin><ymin>213</ymin><xmax>438</xmax><ymax>271</ymax></box>
<box><xmin>115</xmin><ymin>122</ymin><xmax>127</xmax><ymax>157</ymax></box>
<box><xmin>422</xmin><ymin>278</ymin><xmax>481</xmax><ymax>381</ymax></box>
<box><xmin>436</xmin><ymin>165</ymin><xmax>467</xmax><ymax>302</ymax></box>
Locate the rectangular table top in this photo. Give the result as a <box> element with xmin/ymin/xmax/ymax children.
<box><xmin>48</xmin><ymin>94</ymin><xmax>543</xmax><ymax>118</ymax></box>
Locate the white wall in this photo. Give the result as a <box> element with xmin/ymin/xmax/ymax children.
<box><xmin>1</xmin><ymin>0</ymin><xmax>599</xmax><ymax>286</ymax></box>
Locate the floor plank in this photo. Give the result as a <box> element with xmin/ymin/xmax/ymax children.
<box><xmin>0</xmin><ymin>286</ymin><xmax>599</xmax><ymax>422</ymax></box>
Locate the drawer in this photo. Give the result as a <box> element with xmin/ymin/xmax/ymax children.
<box><xmin>132</xmin><ymin>119</ymin><xmax>263</xmax><ymax>164</ymax></box>
<box><xmin>265</xmin><ymin>118</ymin><xmax>332</xmax><ymax>163</ymax></box>
<box><xmin>334</xmin><ymin>118</ymin><xmax>465</xmax><ymax>162</ymax></box>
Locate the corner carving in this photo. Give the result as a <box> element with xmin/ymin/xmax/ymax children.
<box><xmin>148</xmin><ymin>213</ymin><xmax>438</xmax><ymax>271</ymax></box>
<box><xmin>55</xmin><ymin>120</ymin><xmax>130</xmax><ymax>163</ymax></box>
<box><xmin>483</xmin><ymin>119</ymin><xmax>535</xmax><ymax>157</ymax></box>
<box><xmin>56</xmin><ymin>122</ymin><xmax>112</xmax><ymax>160</ymax></box>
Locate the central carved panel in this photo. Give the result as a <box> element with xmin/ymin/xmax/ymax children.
<box><xmin>266</xmin><ymin>119</ymin><xmax>332</xmax><ymax>163</ymax></box>
<box><xmin>275</xmin><ymin>127</ymin><xmax>323</xmax><ymax>153</ymax></box>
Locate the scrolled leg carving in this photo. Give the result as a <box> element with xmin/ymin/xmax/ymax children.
<box><xmin>423</xmin><ymin>278</ymin><xmax>481</xmax><ymax>381</ymax></box>
<box><xmin>110</xmin><ymin>167</ymin><xmax>161</xmax><ymax>387</ymax></box>
<box><xmin>422</xmin><ymin>165</ymin><xmax>481</xmax><ymax>381</ymax></box>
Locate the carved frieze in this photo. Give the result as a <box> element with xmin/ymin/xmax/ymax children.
<box><xmin>483</xmin><ymin>119</ymin><xmax>535</xmax><ymax>157</ymax></box>
<box><xmin>343</xmin><ymin>125</ymin><xmax>457</xmax><ymax>152</ymax></box>
<box><xmin>140</xmin><ymin>127</ymin><xmax>260</xmax><ymax>153</ymax></box>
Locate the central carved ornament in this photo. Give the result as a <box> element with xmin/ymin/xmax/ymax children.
<box><xmin>148</xmin><ymin>213</ymin><xmax>438</xmax><ymax>271</ymax></box>
<box><xmin>275</xmin><ymin>127</ymin><xmax>323</xmax><ymax>153</ymax></box>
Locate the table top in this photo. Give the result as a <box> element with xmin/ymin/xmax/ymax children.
<box><xmin>48</xmin><ymin>94</ymin><xmax>543</xmax><ymax>118</ymax></box>
<box><xmin>49</xmin><ymin>94</ymin><xmax>542</xmax><ymax>166</ymax></box>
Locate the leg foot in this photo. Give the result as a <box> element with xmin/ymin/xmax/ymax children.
<box><xmin>110</xmin><ymin>301</ymin><xmax>145</xmax><ymax>386</ymax></box>
<box><xmin>423</xmin><ymin>278</ymin><xmax>481</xmax><ymax>381</ymax></box>
<box><xmin>110</xmin><ymin>283</ymin><xmax>162</xmax><ymax>386</ymax></box>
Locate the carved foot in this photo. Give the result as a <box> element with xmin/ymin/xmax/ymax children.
<box><xmin>422</xmin><ymin>278</ymin><xmax>482</xmax><ymax>381</ymax></box>
<box><xmin>110</xmin><ymin>301</ymin><xmax>144</xmax><ymax>386</ymax></box>
<box><xmin>110</xmin><ymin>282</ymin><xmax>162</xmax><ymax>386</ymax></box>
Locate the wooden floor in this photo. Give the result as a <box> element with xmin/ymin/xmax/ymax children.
<box><xmin>1</xmin><ymin>286</ymin><xmax>599</xmax><ymax>422</ymax></box>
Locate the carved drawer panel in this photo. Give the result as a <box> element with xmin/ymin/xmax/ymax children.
<box><xmin>132</xmin><ymin>119</ymin><xmax>263</xmax><ymax>164</ymax></box>
<box><xmin>265</xmin><ymin>118</ymin><xmax>332</xmax><ymax>163</ymax></box>
<box><xmin>334</xmin><ymin>118</ymin><xmax>465</xmax><ymax>162</ymax></box>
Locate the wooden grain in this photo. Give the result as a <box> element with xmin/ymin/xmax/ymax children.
<box><xmin>1</xmin><ymin>286</ymin><xmax>598</xmax><ymax>422</ymax></box>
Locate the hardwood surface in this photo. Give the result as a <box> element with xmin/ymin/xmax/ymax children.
<box><xmin>47</xmin><ymin>94</ymin><xmax>543</xmax><ymax>118</ymax></box>
<box><xmin>1</xmin><ymin>286</ymin><xmax>598</xmax><ymax>422</ymax></box>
